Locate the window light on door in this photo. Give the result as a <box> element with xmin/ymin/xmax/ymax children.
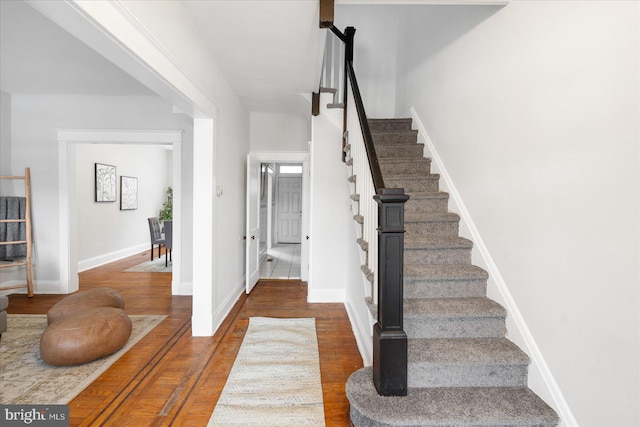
<box><xmin>279</xmin><ymin>164</ymin><xmax>302</xmax><ymax>174</ymax></box>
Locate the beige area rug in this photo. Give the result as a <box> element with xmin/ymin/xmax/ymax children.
<box><xmin>208</xmin><ymin>317</ymin><xmax>326</xmax><ymax>426</ymax></box>
<box><xmin>124</xmin><ymin>256</ymin><xmax>172</xmax><ymax>273</ymax></box>
<box><xmin>0</xmin><ymin>314</ymin><xmax>166</xmax><ymax>404</ymax></box>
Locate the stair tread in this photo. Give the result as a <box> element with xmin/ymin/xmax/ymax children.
<box><xmin>377</xmin><ymin>142</ymin><xmax>423</xmax><ymax>150</ymax></box>
<box><xmin>371</xmin><ymin>130</ymin><xmax>418</xmax><ymax>134</ymax></box>
<box><xmin>405</xmin><ymin>212</ymin><xmax>460</xmax><ymax>223</ymax></box>
<box><xmin>379</xmin><ymin>157</ymin><xmax>429</xmax><ymax>164</ymax></box>
<box><xmin>405</xmin><ymin>297</ymin><xmax>506</xmax><ymax>318</ymax></box>
<box><xmin>405</xmin><ymin>263</ymin><xmax>488</xmax><ymax>281</ymax></box>
<box><xmin>386</xmin><ymin>174</ymin><xmax>440</xmax><ymax>181</ymax></box>
<box><xmin>347</xmin><ymin>367</ymin><xmax>559</xmax><ymax>426</ymax></box>
<box><xmin>406</xmin><ymin>191</ymin><xmax>448</xmax><ymax>199</ymax></box>
<box><xmin>408</xmin><ymin>337</ymin><xmax>529</xmax><ymax>365</ymax></box>
<box><xmin>405</xmin><ymin>234</ymin><xmax>473</xmax><ymax>249</ymax></box>
<box><xmin>368</xmin><ymin>118</ymin><xmax>413</xmax><ymax>132</ymax></box>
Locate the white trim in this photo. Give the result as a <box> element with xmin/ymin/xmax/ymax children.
<box><xmin>191</xmin><ymin>118</ymin><xmax>216</xmax><ymax>337</ymax></box>
<box><xmin>1</xmin><ymin>280</ymin><xmax>66</xmax><ymax>295</ymax></box>
<box><xmin>57</xmin><ymin>129</ymin><xmax>183</xmax><ymax>295</ymax></box>
<box><xmin>344</xmin><ymin>299</ymin><xmax>372</xmax><ymax>366</ymax></box>
<box><xmin>177</xmin><ymin>281</ymin><xmax>193</xmax><ymax>296</ymax></box>
<box><xmin>78</xmin><ymin>243</ymin><xmax>148</xmax><ymax>272</ymax></box>
<box><xmin>307</xmin><ymin>288</ymin><xmax>346</xmax><ymax>303</ymax></box>
<box><xmin>248</xmin><ymin>151</ymin><xmax>311</xmax><ymax>284</ymax></box>
<box><xmin>213</xmin><ymin>276</ymin><xmax>245</xmax><ymax>333</ymax></box>
<box><xmin>406</xmin><ymin>107</ymin><xmax>577</xmax><ymax>427</ymax></box>
<box><xmin>109</xmin><ymin>0</ymin><xmax>219</xmax><ymax>113</ymax></box>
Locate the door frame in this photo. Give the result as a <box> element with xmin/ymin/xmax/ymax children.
<box><xmin>245</xmin><ymin>154</ymin><xmax>261</xmax><ymax>294</ymax></box>
<box><xmin>248</xmin><ymin>152</ymin><xmax>310</xmax><ymax>282</ymax></box>
<box><xmin>57</xmin><ymin>129</ymin><xmax>183</xmax><ymax>295</ymax></box>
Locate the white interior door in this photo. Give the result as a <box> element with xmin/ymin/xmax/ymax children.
<box><xmin>245</xmin><ymin>155</ymin><xmax>261</xmax><ymax>294</ymax></box>
<box><xmin>276</xmin><ymin>176</ymin><xmax>302</xmax><ymax>243</ymax></box>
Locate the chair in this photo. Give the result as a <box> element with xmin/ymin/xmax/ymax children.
<box><xmin>164</xmin><ymin>220</ymin><xmax>173</xmax><ymax>267</ymax></box>
<box><xmin>147</xmin><ymin>217</ymin><xmax>165</xmax><ymax>261</ymax></box>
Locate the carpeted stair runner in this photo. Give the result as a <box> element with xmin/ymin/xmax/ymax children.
<box><xmin>345</xmin><ymin>118</ymin><xmax>559</xmax><ymax>426</ymax></box>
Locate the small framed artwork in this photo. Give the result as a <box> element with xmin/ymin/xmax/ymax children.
<box><xmin>95</xmin><ymin>163</ymin><xmax>117</xmax><ymax>202</ymax></box>
<box><xmin>120</xmin><ymin>176</ymin><xmax>138</xmax><ymax>210</ymax></box>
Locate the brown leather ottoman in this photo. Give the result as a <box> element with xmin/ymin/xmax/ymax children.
<box><xmin>47</xmin><ymin>287</ymin><xmax>124</xmax><ymax>325</ymax></box>
<box><xmin>40</xmin><ymin>307</ymin><xmax>132</xmax><ymax>367</ymax></box>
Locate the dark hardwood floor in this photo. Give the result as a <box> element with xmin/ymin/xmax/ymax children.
<box><xmin>7</xmin><ymin>250</ymin><xmax>363</xmax><ymax>426</ymax></box>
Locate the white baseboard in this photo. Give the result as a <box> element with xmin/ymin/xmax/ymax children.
<box><xmin>191</xmin><ymin>312</ymin><xmax>215</xmax><ymax>337</ymax></box>
<box><xmin>78</xmin><ymin>243</ymin><xmax>148</xmax><ymax>272</ymax></box>
<box><xmin>174</xmin><ymin>281</ymin><xmax>193</xmax><ymax>296</ymax></box>
<box><xmin>1</xmin><ymin>280</ymin><xmax>66</xmax><ymax>295</ymax></box>
<box><xmin>213</xmin><ymin>276</ymin><xmax>245</xmax><ymax>334</ymax></box>
<box><xmin>406</xmin><ymin>107</ymin><xmax>576</xmax><ymax>426</ymax></box>
<box><xmin>307</xmin><ymin>287</ymin><xmax>345</xmax><ymax>303</ymax></box>
<box><xmin>344</xmin><ymin>299</ymin><xmax>372</xmax><ymax>366</ymax></box>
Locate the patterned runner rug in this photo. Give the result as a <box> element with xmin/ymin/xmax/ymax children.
<box><xmin>208</xmin><ymin>317</ymin><xmax>325</xmax><ymax>426</ymax></box>
<box><xmin>0</xmin><ymin>314</ymin><xmax>166</xmax><ymax>404</ymax></box>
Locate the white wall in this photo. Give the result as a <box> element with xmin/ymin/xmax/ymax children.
<box><xmin>44</xmin><ymin>0</ymin><xmax>252</xmax><ymax>336</ymax></box>
<box><xmin>391</xmin><ymin>2</ymin><xmax>639</xmax><ymax>426</ymax></box>
<box><xmin>7</xmin><ymin>94</ymin><xmax>192</xmax><ymax>292</ymax></box>
<box><xmin>250</xmin><ymin>112</ymin><xmax>310</xmax><ymax>152</ymax></box>
<box><xmin>0</xmin><ymin>91</ymin><xmax>11</xmax><ymax>195</ymax></box>
<box><xmin>110</xmin><ymin>1</ymin><xmax>251</xmax><ymax>334</ymax></box>
<box><xmin>75</xmin><ymin>143</ymin><xmax>172</xmax><ymax>268</ymax></box>
<box><xmin>308</xmin><ymin>112</ymin><xmax>352</xmax><ymax>302</ymax></box>
<box><xmin>334</xmin><ymin>6</ymin><xmax>399</xmax><ymax>118</ymax></box>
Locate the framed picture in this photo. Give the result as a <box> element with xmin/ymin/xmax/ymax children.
<box><xmin>120</xmin><ymin>176</ymin><xmax>138</xmax><ymax>210</ymax></box>
<box><xmin>95</xmin><ymin>163</ymin><xmax>117</xmax><ymax>202</ymax></box>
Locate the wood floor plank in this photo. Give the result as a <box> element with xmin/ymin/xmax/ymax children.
<box><xmin>6</xmin><ymin>251</ymin><xmax>363</xmax><ymax>426</ymax></box>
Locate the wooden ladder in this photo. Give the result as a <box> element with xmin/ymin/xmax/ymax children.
<box><xmin>0</xmin><ymin>167</ymin><xmax>34</xmax><ymax>297</ymax></box>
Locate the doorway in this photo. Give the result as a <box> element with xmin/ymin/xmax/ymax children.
<box><xmin>261</xmin><ymin>163</ymin><xmax>302</xmax><ymax>280</ymax></box>
<box><xmin>58</xmin><ymin>130</ymin><xmax>183</xmax><ymax>295</ymax></box>
<box><xmin>245</xmin><ymin>155</ymin><xmax>309</xmax><ymax>285</ymax></box>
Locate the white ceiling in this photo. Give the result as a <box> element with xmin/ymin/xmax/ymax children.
<box><xmin>180</xmin><ymin>1</ymin><xmax>324</xmax><ymax>114</ymax></box>
<box><xmin>0</xmin><ymin>0</ymin><xmax>153</xmax><ymax>96</ymax></box>
<box><xmin>0</xmin><ymin>0</ymin><xmax>325</xmax><ymax>116</ymax></box>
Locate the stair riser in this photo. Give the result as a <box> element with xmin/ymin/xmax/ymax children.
<box><xmin>376</xmin><ymin>144</ymin><xmax>424</xmax><ymax>159</ymax></box>
<box><xmin>368</xmin><ymin>120</ymin><xmax>412</xmax><ymax>132</ymax></box>
<box><xmin>380</xmin><ymin>161</ymin><xmax>431</xmax><ymax>176</ymax></box>
<box><xmin>372</xmin><ymin>132</ymin><xmax>418</xmax><ymax>145</ymax></box>
<box><xmin>408</xmin><ymin>364</ymin><xmax>528</xmax><ymax>388</ymax></box>
<box><xmin>405</xmin><ymin>317</ymin><xmax>506</xmax><ymax>339</ymax></box>
<box><xmin>405</xmin><ymin>247</ymin><xmax>471</xmax><ymax>265</ymax></box>
<box><xmin>404</xmin><ymin>279</ymin><xmax>487</xmax><ymax>299</ymax></box>
<box><xmin>406</xmin><ymin>221</ymin><xmax>459</xmax><ymax>236</ymax></box>
<box><xmin>405</xmin><ymin>197</ymin><xmax>449</xmax><ymax>215</ymax></box>
<box><xmin>386</xmin><ymin>178</ymin><xmax>438</xmax><ymax>193</ymax></box>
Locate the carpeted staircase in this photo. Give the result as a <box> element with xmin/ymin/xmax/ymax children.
<box><xmin>345</xmin><ymin>118</ymin><xmax>559</xmax><ymax>426</ymax></box>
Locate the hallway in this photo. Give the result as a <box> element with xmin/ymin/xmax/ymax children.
<box><xmin>5</xmin><ymin>250</ymin><xmax>362</xmax><ymax>426</ymax></box>
<box><xmin>259</xmin><ymin>243</ymin><xmax>301</xmax><ymax>279</ymax></box>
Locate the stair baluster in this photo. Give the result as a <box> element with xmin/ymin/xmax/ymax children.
<box><xmin>322</xmin><ymin>25</ymin><xmax>410</xmax><ymax>397</ymax></box>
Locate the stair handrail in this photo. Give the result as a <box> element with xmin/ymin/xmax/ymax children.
<box><xmin>317</xmin><ymin>25</ymin><xmax>409</xmax><ymax>397</ymax></box>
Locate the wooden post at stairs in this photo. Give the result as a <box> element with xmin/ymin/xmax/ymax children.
<box><xmin>373</xmin><ymin>188</ymin><xmax>409</xmax><ymax>396</ymax></box>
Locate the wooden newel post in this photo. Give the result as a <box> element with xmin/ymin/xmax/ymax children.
<box><xmin>373</xmin><ymin>188</ymin><xmax>409</xmax><ymax>396</ymax></box>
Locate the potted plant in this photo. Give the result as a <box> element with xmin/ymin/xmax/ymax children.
<box><xmin>159</xmin><ymin>186</ymin><xmax>173</xmax><ymax>222</ymax></box>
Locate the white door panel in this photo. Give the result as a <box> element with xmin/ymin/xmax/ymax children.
<box><xmin>245</xmin><ymin>155</ymin><xmax>261</xmax><ymax>294</ymax></box>
<box><xmin>277</xmin><ymin>177</ymin><xmax>302</xmax><ymax>243</ymax></box>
